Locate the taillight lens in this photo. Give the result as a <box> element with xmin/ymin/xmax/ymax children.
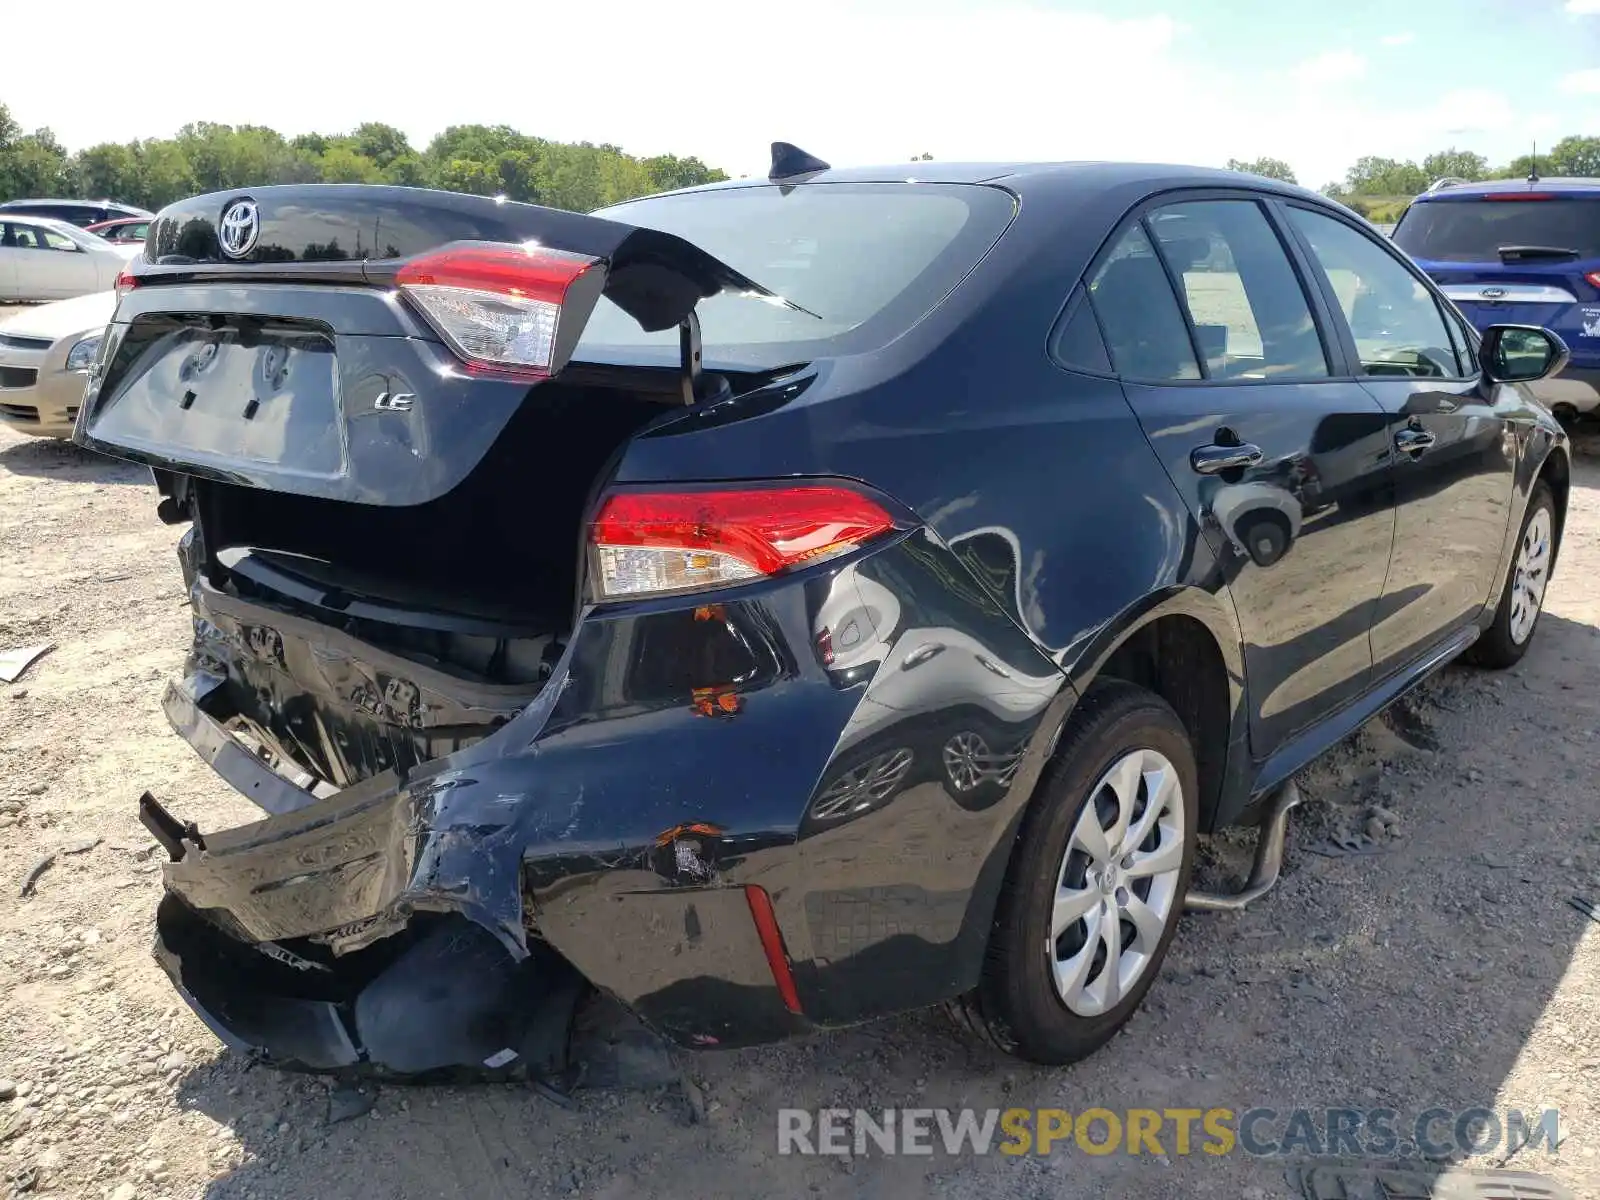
<box><xmin>114</xmin><ymin>261</ymin><xmax>140</xmax><ymax>297</ymax></box>
<box><xmin>396</xmin><ymin>243</ymin><xmax>600</xmax><ymax>376</ymax></box>
<box><xmin>1585</xmin><ymin>271</ymin><xmax>1600</xmax><ymax>290</ymax></box>
<box><xmin>589</xmin><ymin>484</ymin><xmax>898</xmax><ymax>600</ymax></box>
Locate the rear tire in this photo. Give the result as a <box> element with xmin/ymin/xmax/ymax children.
<box><xmin>1467</xmin><ymin>481</ymin><xmax>1556</xmax><ymax>670</ymax></box>
<box><xmin>955</xmin><ymin>682</ymin><xmax>1197</xmax><ymax>1065</ymax></box>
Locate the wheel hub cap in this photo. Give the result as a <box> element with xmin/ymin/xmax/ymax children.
<box><xmin>1047</xmin><ymin>746</ymin><xmax>1186</xmax><ymax>1018</ymax></box>
<box><xmin>1508</xmin><ymin>506</ymin><xmax>1551</xmax><ymax>647</ymax></box>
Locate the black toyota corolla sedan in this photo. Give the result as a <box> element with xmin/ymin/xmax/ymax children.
<box><xmin>76</xmin><ymin>147</ymin><xmax>1569</xmax><ymax>1078</ymax></box>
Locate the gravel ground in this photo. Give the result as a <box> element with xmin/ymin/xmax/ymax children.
<box><xmin>0</xmin><ymin>396</ymin><xmax>1597</xmax><ymax>1199</ymax></box>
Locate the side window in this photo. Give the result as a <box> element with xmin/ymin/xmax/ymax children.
<box><xmin>1087</xmin><ymin>224</ymin><xmax>1200</xmax><ymax>381</ymax></box>
<box><xmin>1051</xmin><ymin>286</ymin><xmax>1112</xmax><ymax>374</ymax></box>
<box><xmin>9</xmin><ymin>223</ymin><xmax>42</xmax><ymax>250</ymax></box>
<box><xmin>39</xmin><ymin>228</ymin><xmax>78</xmax><ymax>251</ymax></box>
<box><xmin>1147</xmin><ymin>200</ymin><xmax>1329</xmax><ymax>379</ymax></box>
<box><xmin>1286</xmin><ymin>206</ymin><xmax>1464</xmax><ymax>379</ymax></box>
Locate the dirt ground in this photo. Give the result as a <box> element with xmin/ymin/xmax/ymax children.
<box><xmin>1</xmin><ymin>376</ymin><xmax>1598</xmax><ymax>1198</ymax></box>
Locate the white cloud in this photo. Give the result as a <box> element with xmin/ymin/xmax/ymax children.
<box><xmin>1292</xmin><ymin>50</ymin><xmax>1368</xmax><ymax>86</ymax></box>
<box><xmin>5</xmin><ymin>0</ymin><xmax>1213</xmax><ymax>179</ymax></box>
<box><xmin>1558</xmin><ymin>68</ymin><xmax>1600</xmax><ymax>95</ymax></box>
<box><xmin>0</xmin><ymin>0</ymin><xmax>1553</xmax><ymax>203</ymax></box>
<box><xmin>1565</xmin><ymin>0</ymin><xmax>1600</xmax><ymax>13</ymax></box>
<box><xmin>1379</xmin><ymin>32</ymin><xmax>1415</xmax><ymax>47</ymax></box>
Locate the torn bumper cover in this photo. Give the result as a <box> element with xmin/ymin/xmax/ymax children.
<box><xmin>150</xmin><ymin>677</ymin><xmax>591</xmax><ymax>1077</ymax></box>
<box><xmin>146</xmin><ymin>658</ymin><xmax>830</xmax><ymax>1074</ymax></box>
<box><xmin>143</xmin><ymin>536</ymin><xmax>1070</xmax><ymax>1075</ymax></box>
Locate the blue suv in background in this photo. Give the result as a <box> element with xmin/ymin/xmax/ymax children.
<box><xmin>1394</xmin><ymin>177</ymin><xmax>1600</xmax><ymax>420</ymax></box>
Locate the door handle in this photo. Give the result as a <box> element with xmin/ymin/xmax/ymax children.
<box><xmin>1394</xmin><ymin>427</ymin><xmax>1436</xmax><ymax>457</ymax></box>
<box><xmin>1190</xmin><ymin>442</ymin><xmax>1264</xmax><ymax>475</ymax></box>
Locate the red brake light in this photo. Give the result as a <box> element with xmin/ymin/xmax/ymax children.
<box><xmin>1483</xmin><ymin>193</ymin><xmax>1554</xmax><ymax>201</ymax></box>
<box><xmin>1585</xmin><ymin>271</ymin><xmax>1600</xmax><ymax>290</ymax></box>
<box><xmin>589</xmin><ymin>484</ymin><xmax>898</xmax><ymax>599</ymax></box>
<box><xmin>114</xmin><ymin>263</ymin><xmax>140</xmax><ymax>297</ymax></box>
<box><xmin>396</xmin><ymin>243</ymin><xmax>601</xmax><ymax>377</ymax></box>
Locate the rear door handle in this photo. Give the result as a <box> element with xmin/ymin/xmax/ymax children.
<box><xmin>1394</xmin><ymin>427</ymin><xmax>1436</xmax><ymax>457</ymax></box>
<box><xmin>1190</xmin><ymin>443</ymin><xmax>1264</xmax><ymax>475</ymax></box>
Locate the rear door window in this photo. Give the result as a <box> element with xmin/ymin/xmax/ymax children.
<box><xmin>1394</xmin><ymin>197</ymin><xmax>1600</xmax><ymax>262</ymax></box>
<box><xmin>6</xmin><ymin>222</ymin><xmax>44</xmax><ymax>250</ymax></box>
<box><xmin>1086</xmin><ymin>223</ymin><xmax>1201</xmax><ymax>381</ymax></box>
<box><xmin>1146</xmin><ymin>200</ymin><xmax>1329</xmax><ymax>379</ymax></box>
<box><xmin>1288</xmin><ymin>206</ymin><xmax>1465</xmax><ymax>378</ymax></box>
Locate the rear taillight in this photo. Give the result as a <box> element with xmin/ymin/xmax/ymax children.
<box><xmin>1585</xmin><ymin>271</ymin><xmax>1600</xmax><ymax>290</ymax></box>
<box><xmin>396</xmin><ymin>243</ymin><xmax>601</xmax><ymax>377</ymax></box>
<box><xmin>1482</xmin><ymin>193</ymin><xmax>1554</xmax><ymax>201</ymax></box>
<box><xmin>589</xmin><ymin>484</ymin><xmax>898</xmax><ymax>600</ymax></box>
<box><xmin>114</xmin><ymin>262</ymin><xmax>140</xmax><ymax>297</ymax></box>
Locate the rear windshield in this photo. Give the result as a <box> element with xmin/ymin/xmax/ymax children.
<box><xmin>577</xmin><ymin>182</ymin><xmax>1016</xmax><ymax>368</ymax></box>
<box><xmin>1394</xmin><ymin>196</ymin><xmax>1600</xmax><ymax>262</ymax></box>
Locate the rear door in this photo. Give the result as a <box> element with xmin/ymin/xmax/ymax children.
<box><xmin>1089</xmin><ymin>194</ymin><xmax>1397</xmax><ymax>757</ymax></box>
<box><xmin>1284</xmin><ymin>204</ymin><xmax>1516</xmax><ymax>677</ymax></box>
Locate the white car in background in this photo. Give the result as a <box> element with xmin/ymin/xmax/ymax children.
<box><xmin>0</xmin><ymin>216</ymin><xmax>140</xmax><ymax>302</ymax></box>
<box><xmin>0</xmin><ymin>291</ymin><xmax>116</xmax><ymax>437</ymax></box>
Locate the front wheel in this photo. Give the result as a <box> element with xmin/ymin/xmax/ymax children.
<box><xmin>953</xmin><ymin>682</ymin><xmax>1197</xmax><ymax>1065</ymax></box>
<box><xmin>1467</xmin><ymin>481</ymin><xmax>1556</xmax><ymax>669</ymax></box>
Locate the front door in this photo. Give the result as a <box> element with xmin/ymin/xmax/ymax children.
<box><xmin>13</xmin><ymin>222</ymin><xmax>96</xmax><ymax>300</ymax></box>
<box><xmin>1088</xmin><ymin>195</ymin><xmax>1398</xmax><ymax>757</ymax></box>
<box><xmin>1282</xmin><ymin>205</ymin><xmax>1517</xmax><ymax>676</ymax></box>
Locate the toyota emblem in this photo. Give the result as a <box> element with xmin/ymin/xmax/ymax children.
<box><xmin>218</xmin><ymin>198</ymin><xmax>260</xmax><ymax>259</ymax></box>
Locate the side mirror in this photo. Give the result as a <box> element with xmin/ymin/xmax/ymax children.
<box><xmin>1480</xmin><ymin>324</ymin><xmax>1570</xmax><ymax>384</ymax></box>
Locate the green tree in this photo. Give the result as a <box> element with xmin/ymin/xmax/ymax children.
<box><xmin>135</xmin><ymin>141</ymin><xmax>199</xmax><ymax>208</ymax></box>
<box><xmin>353</xmin><ymin>122</ymin><xmax>412</xmax><ymax>169</ymax></box>
<box><xmin>1548</xmin><ymin>135</ymin><xmax>1600</xmax><ymax>176</ymax></box>
<box><xmin>1226</xmin><ymin>156</ymin><xmax>1298</xmax><ymax>184</ymax></box>
<box><xmin>643</xmin><ymin>153</ymin><xmax>726</xmax><ymax>193</ymax></box>
<box><xmin>76</xmin><ymin>142</ymin><xmax>143</xmax><ymax>201</ymax></box>
<box><xmin>0</xmin><ymin>106</ymin><xmax>718</xmax><ymax>213</ymax></box>
<box><xmin>317</xmin><ymin>145</ymin><xmax>383</xmax><ymax>183</ymax></box>
<box><xmin>382</xmin><ymin>153</ymin><xmax>430</xmax><ymax>188</ymax></box>
<box><xmin>0</xmin><ymin>126</ymin><xmax>72</xmax><ymax>198</ymax></box>
<box><xmin>1421</xmin><ymin>148</ymin><xmax>1488</xmax><ymax>183</ymax></box>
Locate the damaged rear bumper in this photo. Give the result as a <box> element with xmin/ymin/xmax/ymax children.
<box><xmin>146</xmin><ymin>535</ymin><xmax>1074</xmax><ymax>1073</ymax></box>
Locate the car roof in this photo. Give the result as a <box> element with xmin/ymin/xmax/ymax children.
<box><xmin>652</xmin><ymin>160</ymin><xmax>1330</xmax><ymax>205</ymax></box>
<box><xmin>0</xmin><ymin>213</ymin><xmax>88</xmax><ymax>234</ymax></box>
<box><xmin>0</xmin><ymin>198</ymin><xmax>151</xmax><ymax>214</ymax></box>
<box><xmin>1414</xmin><ymin>177</ymin><xmax>1600</xmax><ymax>200</ymax></box>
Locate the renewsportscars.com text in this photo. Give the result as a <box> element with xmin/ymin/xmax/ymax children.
<box><xmin>776</xmin><ymin>1106</ymin><xmax>1562</xmax><ymax>1159</ymax></box>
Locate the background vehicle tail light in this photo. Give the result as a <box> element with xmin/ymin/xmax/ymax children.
<box><xmin>396</xmin><ymin>243</ymin><xmax>601</xmax><ymax>376</ymax></box>
<box><xmin>589</xmin><ymin>484</ymin><xmax>897</xmax><ymax>600</ymax></box>
<box><xmin>114</xmin><ymin>263</ymin><xmax>140</xmax><ymax>297</ymax></box>
<box><xmin>1585</xmin><ymin>271</ymin><xmax>1600</xmax><ymax>290</ymax></box>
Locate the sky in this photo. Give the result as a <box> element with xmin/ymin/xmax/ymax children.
<box><xmin>7</xmin><ymin>0</ymin><xmax>1599</xmax><ymax>189</ymax></box>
